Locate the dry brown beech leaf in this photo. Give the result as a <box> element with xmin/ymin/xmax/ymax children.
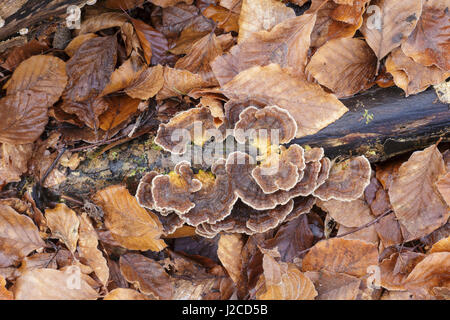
<box><xmin>388</xmin><ymin>144</ymin><xmax>448</xmax><ymax>242</ymax></box>
<box><xmin>379</xmin><ymin>251</ymin><xmax>425</xmax><ymax>291</ymax></box>
<box><xmin>238</xmin><ymin>0</ymin><xmax>295</xmax><ymax>43</ymax></box>
<box><xmin>99</xmin><ymin>95</ymin><xmax>141</xmax><ymax>131</ymax></box>
<box><xmin>125</xmin><ymin>65</ymin><xmax>164</xmax><ymax>100</ymax></box>
<box><xmin>360</xmin><ymin>0</ymin><xmax>423</xmax><ymax>60</ymax></box>
<box><xmin>252</xmin><ymin>145</ymin><xmax>306</xmax><ymax>194</ymax></box>
<box><xmin>202</xmin><ymin>4</ymin><xmax>240</xmax><ymax>33</ymax></box>
<box><xmin>103</xmin><ymin>288</ymin><xmax>152</xmax><ymax>300</ymax></box>
<box><xmin>262</xmin><ymin>214</ymin><xmax>315</xmax><ymax>262</ymax></box>
<box><xmin>0</xmin><ymin>39</ymin><xmax>49</xmax><ymax>71</ymax></box>
<box><xmin>77</xmin><ymin>213</ymin><xmax>109</xmax><ymax>286</ymax></box>
<box><xmin>80</xmin><ymin>12</ymin><xmax>128</xmax><ymax>34</ymax></box>
<box><xmin>0</xmin><ymin>143</ymin><xmax>33</xmax><ymax>187</ymax></box>
<box><xmin>0</xmin><ymin>204</ymin><xmax>45</xmax><ymax>268</ymax></box>
<box><xmin>217</xmin><ymin>234</ymin><xmax>244</xmax><ymax>284</ymax></box>
<box><xmin>374</xmin><ymin>212</ymin><xmax>403</xmax><ymax>248</ymax></box>
<box><xmin>175</xmin><ymin>33</ymin><xmax>225</xmax><ymax>84</ymax></box>
<box><xmin>386</xmin><ymin>48</ymin><xmax>450</xmax><ymax>96</ymax></box>
<box><xmin>65</xmin><ymin>33</ymin><xmax>98</xmax><ymax>57</ymax></box>
<box><xmin>313</xmin><ymin>156</ymin><xmax>371</xmax><ymax>201</ymax></box>
<box><xmin>306</xmin><ymin>38</ymin><xmax>377</xmax><ymax>97</ymax></box>
<box><xmin>120</xmin><ymin>253</ymin><xmax>173</xmax><ymax>299</ymax></box>
<box><xmin>150</xmin><ymin>0</ymin><xmax>193</xmax><ymax>8</ymax></box>
<box><xmin>337</xmin><ymin>224</ymin><xmax>379</xmax><ymax>245</ymax></box>
<box><xmin>302</xmin><ymin>238</ymin><xmax>378</xmax><ymax>278</ymax></box>
<box><xmin>436</xmin><ymin>172</ymin><xmax>450</xmax><ymax>206</ymax></box>
<box><xmin>211</xmin><ymin>13</ymin><xmax>316</xmax><ymax>85</ymax></box>
<box><xmin>94</xmin><ymin>185</ymin><xmax>166</xmax><ymax>252</ymax></box>
<box><xmin>13</xmin><ymin>269</ymin><xmax>98</xmax><ymax>300</ymax></box>
<box><xmin>0</xmin><ymin>275</ymin><xmax>13</xmax><ymax>300</ymax></box>
<box><xmin>234</xmin><ymin>106</ymin><xmax>298</xmax><ymax>145</ymax></box>
<box><xmin>256</xmin><ymin>255</ymin><xmax>317</xmax><ymax>300</ymax></box>
<box><xmin>304</xmin><ymin>270</ymin><xmax>361</xmax><ymax>300</ymax></box>
<box><xmin>63</xmin><ymin>35</ymin><xmax>118</xmax><ymax>103</ymax></box>
<box><xmin>430</xmin><ymin>236</ymin><xmax>450</xmax><ymax>253</ymax></box>
<box><xmin>404</xmin><ymin>252</ymin><xmax>450</xmax><ymax>298</ymax></box>
<box><xmin>156</xmin><ymin>67</ymin><xmax>211</xmax><ymax>100</ymax></box>
<box><xmin>401</xmin><ymin>0</ymin><xmax>450</xmax><ymax>71</ymax></box>
<box><xmin>316</xmin><ymin>197</ymin><xmax>374</xmax><ymax>228</ymax></box>
<box><xmin>306</xmin><ymin>0</ymin><xmax>364</xmax><ymax>48</ymax></box>
<box><xmin>18</xmin><ymin>253</ymin><xmax>58</xmax><ymax>275</ymax></box>
<box><xmin>101</xmin><ymin>54</ymin><xmax>146</xmax><ymax>97</ymax></box>
<box><xmin>155</xmin><ymin>106</ymin><xmax>222</xmax><ymax>154</ymax></box>
<box><xmin>45</xmin><ymin>204</ymin><xmax>80</xmax><ymax>254</ymax></box>
<box><xmin>222</xmin><ymin>64</ymin><xmax>348</xmax><ymax>138</ymax></box>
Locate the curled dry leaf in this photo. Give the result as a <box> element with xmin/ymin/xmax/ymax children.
<box><xmin>217</xmin><ymin>234</ymin><xmax>244</xmax><ymax>284</ymax></box>
<box><xmin>0</xmin><ymin>55</ymin><xmax>67</xmax><ymax>144</ymax></box>
<box><xmin>302</xmin><ymin>238</ymin><xmax>378</xmax><ymax>278</ymax></box>
<box><xmin>45</xmin><ymin>203</ymin><xmax>80</xmax><ymax>254</ymax></box>
<box><xmin>77</xmin><ymin>213</ymin><xmax>109</xmax><ymax>286</ymax></box>
<box><xmin>379</xmin><ymin>251</ymin><xmax>425</xmax><ymax>291</ymax></box>
<box><xmin>386</xmin><ymin>48</ymin><xmax>450</xmax><ymax>96</ymax></box>
<box><xmin>316</xmin><ymin>197</ymin><xmax>374</xmax><ymax>228</ymax></box>
<box><xmin>306</xmin><ymin>38</ymin><xmax>377</xmax><ymax>97</ymax></box>
<box><xmin>13</xmin><ymin>269</ymin><xmax>98</xmax><ymax>300</ymax></box>
<box><xmin>222</xmin><ymin>64</ymin><xmax>348</xmax><ymax>138</ymax></box>
<box><xmin>202</xmin><ymin>4</ymin><xmax>240</xmax><ymax>33</ymax></box>
<box><xmin>79</xmin><ymin>12</ymin><xmax>128</xmax><ymax>35</ymax></box>
<box><xmin>436</xmin><ymin>172</ymin><xmax>450</xmax><ymax>206</ymax></box>
<box><xmin>388</xmin><ymin>144</ymin><xmax>448</xmax><ymax>241</ymax></box>
<box><xmin>0</xmin><ymin>205</ymin><xmax>45</xmax><ymax>268</ymax></box>
<box><xmin>63</xmin><ymin>35</ymin><xmax>118</xmax><ymax>103</ymax></box>
<box><xmin>401</xmin><ymin>0</ymin><xmax>450</xmax><ymax>71</ymax></box>
<box><xmin>238</xmin><ymin>0</ymin><xmax>295</xmax><ymax>43</ymax></box>
<box><xmin>175</xmin><ymin>33</ymin><xmax>225</xmax><ymax>84</ymax></box>
<box><xmin>119</xmin><ymin>253</ymin><xmax>173</xmax><ymax>299</ymax></box>
<box><xmin>103</xmin><ymin>288</ymin><xmax>151</xmax><ymax>300</ymax></box>
<box><xmin>404</xmin><ymin>252</ymin><xmax>450</xmax><ymax>298</ymax></box>
<box><xmin>150</xmin><ymin>0</ymin><xmax>194</xmax><ymax>8</ymax></box>
<box><xmin>256</xmin><ymin>255</ymin><xmax>317</xmax><ymax>300</ymax></box>
<box><xmin>94</xmin><ymin>185</ymin><xmax>166</xmax><ymax>252</ymax></box>
<box><xmin>211</xmin><ymin>13</ymin><xmax>316</xmax><ymax>85</ymax></box>
<box><xmin>99</xmin><ymin>95</ymin><xmax>141</xmax><ymax>131</ymax></box>
<box><xmin>360</xmin><ymin>0</ymin><xmax>423</xmax><ymax>60</ymax></box>
<box><xmin>0</xmin><ymin>275</ymin><xmax>13</xmax><ymax>300</ymax></box>
<box><xmin>105</xmin><ymin>0</ymin><xmax>145</xmax><ymax>10</ymax></box>
<box><xmin>304</xmin><ymin>270</ymin><xmax>361</xmax><ymax>300</ymax></box>
<box><xmin>0</xmin><ymin>143</ymin><xmax>33</xmax><ymax>187</ymax></box>
<box><xmin>157</xmin><ymin>67</ymin><xmax>211</xmax><ymax>100</ymax></box>
<box><xmin>0</xmin><ymin>39</ymin><xmax>49</xmax><ymax>71</ymax></box>
<box><xmin>125</xmin><ymin>65</ymin><xmax>165</xmax><ymax>100</ymax></box>
<box><xmin>65</xmin><ymin>33</ymin><xmax>98</xmax><ymax>57</ymax></box>
<box><xmin>430</xmin><ymin>236</ymin><xmax>450</xmax><ymax>253</ymax></box>
<box><xmin>313</xmin><ymin>156</ymin><xmax>371</xmax><ymax>201</ymax></box>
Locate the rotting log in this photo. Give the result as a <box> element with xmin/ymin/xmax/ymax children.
<box><xmin>0</xmin><ymin>0</ymin><xmax>87</xmax><ymax>41</ymax></box>
<box><xmin>47</xmin><ymin>86</ymin><xmax>450</xmax><ymax>199</ymax></box>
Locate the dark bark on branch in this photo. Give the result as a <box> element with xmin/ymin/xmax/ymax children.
<box><xmin>52</xmin><ymin>86</ymin><xmax>450</xmax><ymax>199</ymax></box>
<box><xmin>0</xmin><ymin>0</ymin><xmax>86</xmax><ymax>41</ymax></box>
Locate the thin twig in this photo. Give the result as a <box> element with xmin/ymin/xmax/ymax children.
<box><xmin>40</xmin><ymin>147</ymin><xmax>67</xmax><ymax>185</ymax></box>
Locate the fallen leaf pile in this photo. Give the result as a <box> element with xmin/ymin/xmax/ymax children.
<box><xmin>0</xmin><ymin>0</ymin><xmax>448</xmax><ymax>300</ymax></box>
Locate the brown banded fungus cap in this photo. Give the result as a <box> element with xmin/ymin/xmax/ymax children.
<box><xmin>151</xmin><ymin>161</ymin><xmax>202</xmax><ymax>215</ymax></box>
<box><xmin>313</xmin><ymin>156</ymin><xmax>372</xmax><ymax>201</ymax></box>
<box><xmin>195</xmin><ymin>199</ymin><xmax>295</xmax><ymax>238</ymax></box>
<box><xmin>252</xmin><ymin>144</ymin><xmax>306</xmax><ymax>194</ymax></box>
<box><xmin>154</xmin><ymin>106</ymin><xmax>225</xmax><ymax>155</ymax></box>
<box><xmin>234</xmin><ymin>105</ymin><xmax>297</xmax><ymax>146</ymax></box>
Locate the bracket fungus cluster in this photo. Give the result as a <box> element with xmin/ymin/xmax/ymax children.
<box><xmin>136</xmin><ymin>103</ymin><xmax>373</xmax><ymax>238</ymax></box>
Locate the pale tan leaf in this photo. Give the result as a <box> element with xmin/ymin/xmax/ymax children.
<box><xmin>306</xmin><ymin>38</ymin><xmax>377</xmax><ymax>97</ymax></box>
<box><xmin>0</xmin><ymin>275</ymin><xmax>13</xmax><ymax>300</ymax></box>
<box><xmin>0</xmin><ymin>143</ymin><xmax>33</xmax><ymax>187</ymax></box>
<box><xmin>388</xmin><ymin>144</ymin><xmax>448</xmax><ymax>241</ymax></box>
<box><xmin>217</xmin><ymin>234</ymin><xmax>244</xmax><ymax>284</ymax></box>
<box><xmin>103</xmin><ymin>288</ymin><xmax>152</xmax><ymax>300</ymax></box>
<box><xmin>45</xmin><ymin>204</ymin><xmax>79</xmax><ymax>254</ymax></box>
<box><xmin>125</xmin><ymin>65</ymin><xmax>164</xmax><ymax>100</ymax></box>
<box><xmin>222</xmin><ymin>64</ymin><xmax>348</xmax><ymax>138</ymax></box>
<box><xmin>77</xmin><ymin>213</ymin><xmax>109</xmax><ymax>286</ymax></box>
<box><xmin>304</xmin><ymin>270</ymin><xmax>361</xmax><ymax>300</ymax></box>
<box><xmin>0</xmin><ymin>205</ymin><xmax>45</xmax><ymax>267</ymax></box>
<box><xmin>238</xmin><ymin>0</ymin><xmax>295</xmax><ymax>43</ymax></box>
<box><xmin>256</xmin><ymin>255</ymin><xmax>317</xmax><ymax>300</ymax></box>
<box><xmin>436</xmin><ymin>172</ymin><xmax>450</xmax><ymax>206</ymax></box>
<box><xmin>360</xmin><ymin>0</ymin><xmax>423</xmax><ymax>60</ymax></box>
<box><xmin>94</xmin><ymin>185</ymin><xmax>166</xmax><ymax>251</ymax></box>
<box><xmin>13</xmin><ymin>269</ymin><xmax>98</xmax><ymax>300</ymax></box>
<box><xmin>120</xmin><ymin>253</ymin><xmax>173</xmax><ymax>299</ymax></box>
<box><xmin>302</xmin><ymin>238</ymin><xmax>378</xmax><ymax>278</ymax></box>
<box><xmin>156</xmin><ymin>67</ymin><xmax>210</xmax><ymax>100</ymax></box>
